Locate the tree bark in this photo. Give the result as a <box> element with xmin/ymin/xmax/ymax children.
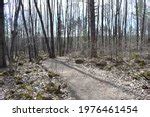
<box><xmin>148</xmin><ymin>20</ymin><xmax>150</xmax><ymax>43</ymax></box>
<box><xmin>0</xmin><ymin>0</ymin><xmax>6</xmax><ymax>67</ymax></box>
<box><xmin>10</xmin><ymin>0</ymin><xmax>21</xmax><ymax>61</ymax></box>
<box><xmin>101</xmin><ymin>0</ymin><xmax>104</xmax><ymax>53</ymax></box>
<box><xmin>140</xmin><ymin>0</ymin><xmax>146</xmax><ymax>47</ymax></box>
<box><xmin>89</xmin><ymin>0</ymin><xmax>97</xmax><ymax>58</ymax></box>
<box><xmin>47</xmin><ymin>0</ymin><xmax>55</xmax><ymax>58</ymax></box>
<box><xmin>34</xmin><ymin>0</ymin><xmax>52</xmax><ymax>58</ymax></box>
<box><xmin>29</xmin><ymin>0</ymin><xmax>38</xmax><ymax>59</ymax></box>
<box><xmin>124</xmin><ymin>0</ymin><xmax>128</xmax><ymax>49</ymax></box>
<box><xmin>135</xmin><ymin>0</ymin><xmax>139</xmax><ymax>50</ymax></box>
<box><xmin>20</xmin><ymin>0</ymin><xmax>32</xmax><ymax>61</ymax></box>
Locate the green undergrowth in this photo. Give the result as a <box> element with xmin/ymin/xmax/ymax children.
<box><xmin>132</xmin><ymin>70</ymin><xmax>150</xmax><ymax>80</ymax></box>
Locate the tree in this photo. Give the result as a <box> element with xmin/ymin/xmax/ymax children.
<box><xmin>140</xmin><ymin>0</ymin><xmax>146</xmax><ymax>47</ymax></box>
<box><xmin>47</xmin><ymin>0</ymin><xmax>55</xmax><ymax>58</ymax></box>
<box><xmin>34</xmin><ymin>0</ymin><xmax>53</xmax><ymax>58</ymax></box>
<box><xmin>20</xmin><ymin>0</ymin><xmax>32</xmax><ymax>61</ymax></box>
<box><xmin>148</xmin><ymin>20</ymin><xmax>150</xmax><ymax>43</ymax></box>
<box><xmin>89</xmin><ymin>0</ymin><xmax>97</xmax><ymax>58</ymax></box>
<box><xmin>135</xmin><ymin>0</ymin><xmax>139</xmax><ymax>50</ymax></box>
<box><xmin>57</xmin><ymin>0</ymin><xmax>62</xmax><ymax>56</ymax></box>
<box><xmin>0</xmin><ymin>0</ymin><xmax>6</xmax><ymax>67</ymax></box>
<box><xmin>124</xmin><ymin>0</ymin><xmax>128</xmax><ymax>49</ymax></box>
<box><xmin>10</xmin><ymin>0</ymin><xmax>21</xmax><ymax>61</ymax></box>
<box><xmin>29</xmin><ymin>0</ymin><xmax>38</xmax><ymax>59</ymax></box>
<box><xmin>101</xmin><ymin>0</ymin><xmax>104</xmax><ymax>53</ymax></box>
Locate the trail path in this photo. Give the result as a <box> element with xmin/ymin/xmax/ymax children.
<box><xmin>0</xmin><ymin>88</ymin><xmax>4</xmax><ymax>100</ymax></box>
<box><xmin>0</xmin><ymin>78</ymin><xmax>4</xmax><ymax>100</ymax></box>
<box><xmin>42</xmin><ymin>57</ymin><xmax>140</xmax><ymax>100</ymax></box>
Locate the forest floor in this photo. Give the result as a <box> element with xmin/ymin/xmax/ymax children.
<box><xmin>0</xmin><ymin>53</ymin><xmax>150</xmax><ymax>100</ymax></box>
<box><xmin>0</xmin><ymin>59</ymin><xmax>73</xmax><ymax>100</ymax></box>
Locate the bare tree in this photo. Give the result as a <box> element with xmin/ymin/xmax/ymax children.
<box><xmin>57</xmin><ymin>0</ymin><xmax>62</xmax><ymax>56</ymax></box>
<box><xmin>20</xmin><ymin>0</ymin><xmax>32</xmax><ymax>61</ymax></box>
<box><xmin>148</xmin><ymin>20</ymin><xmax>150</xmax><ymax>43</ymax></box>
<box><xmin>140</xmin><ymin>0</ymin><xmax>146</xmax><ymax>48</ymax></box>
<box><xmin>34</xmin><ymin>0</ymin><xmax>52</xmax><ymax>58</ymax></box>
<box><xmin>124</xmin><ymin>0</ymin><xmax>128</xmax><ymax>49</ymax></box>
<box><xmin>135</xmin><ymin>0</ymin><xmax>139</xmax><ymax>50</ymax></box>
<box><xmin>101</xmin><ymin>0</ymin><xmax>104</xmax><ymax>53</ymax></box>
<box><xmin>0</xmin><ymin>0</ymin><xmax>6</xmax><ymax>67</ymax></box>
<box><xmin>10</xmin><ymin>0</ymin><xmax>21</xmax><ymax>61</ymax></box>
<box><xmin>89</xmin><ymin>0</ymin><xmax>97</xmax><ymax>58</ymax></box>
<box><xmin>47</xmin><ymin>0</ymin><xmax>55</xmax><ymax>58</ymax></box>
<box><xmin>29</xmin><ymin>0</ymin><xmax>38</xmax><ymax>59</ymax></box>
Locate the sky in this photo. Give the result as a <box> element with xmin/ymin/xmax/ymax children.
<box><xmin>3</xmin><ymin>0</ymin><xmax>150</xmax><ymax>35</ymax></box>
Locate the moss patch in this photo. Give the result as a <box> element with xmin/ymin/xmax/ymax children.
<box><xmin>17</xmin><ymin>93</ymin><xmax>32</xmax><ymax>99</ymax></box>
<box><xmin>36</xmin><ymin>93</ymin><xmax>45</xmax><ymax>100</ymax></box>
<box><xmin>132</xmin><ymin>71</ymin><xmax>150</xmax><ymax>80</ymax></box>
<box><xmin>132</xmin><ymin>73</ymin><xmax>142</xmax><ymax>80</ymax></box>
<box><xmin>15</xmin><ymin>76</ymin><xmax>23</xmax><ymax>85</ymax></box>
<box><xmin>0</xmin><ymin>71</ymin><xmax>10</xmax><ymax>76</ymax></box>
<box><xmin>134</xmin><ymin>59</ymin><xmax>146</xmax><ymax>67</ymax></box>
<box><xmin>131</xmin><ymin>53</ymin><xmax>140</xmax><ymax>60</ymax></box>
<box><xmin>44</xmin><ymin>82</ymin><xmax>62</xmax><ymax>95</ymax></box>
<box><xmin>45</xmin><ymin>83</ymin><xmax>57</xmax><ymax>93</ymax></box>
<box><xmin>141</xmin><ymin>71</ymin><xmax>150</xmax><ymax>80</ymax></box>
<box><xmin>48</xmin><ymin>71</ymin><xmax>59</xmax><ymax>78</ymax></box>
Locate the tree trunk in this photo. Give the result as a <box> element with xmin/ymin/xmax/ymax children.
<box><xmin>34</xmin><ymin>0</ymin><xmax>52</xmax><ymax>58</ymax></box>
<box><xmin>148</xmin><ymin>20</ymin><xmax>150</xmax><ymax>43</ymax></box>
<box><xmin>124</xmin><ymin>0</ymin><xmax>128</xmax><ymax>49</ymax></box>
<box><xmin>140</xmin><ymin>0</ymin><xmax>146</xmax><ymax>48</ymax></box>
<box><xmin>20</xmin><ymin>0</ymin><xmax>32</xmax><ymax>61</ymax></box>
<box><xmin>29</xmin><ymin>0</ymin><xmax>38</xmax><ymax>59</ymax></box>
<box><xmin>101</xmin><ymin>0</ymin><xmax>104</xmax><ymax>53</ymax></box>
<box><xmin>89</xmin><ymin>0</ymin><xmax>97</xmax><ymax>58</ymax></box>
<box><xmin>0</xmin><ymin>0</ymin><xmax>6</xmax><ymax>67</ymax></box>
<box><xmin>57</xmin><ymin>0</ymin><xmax>62</xmax><ymax>56</ymax></box>
<box><xmin>135</xmin><ymin>0</ymin><xmax>139</xmax><ymax>50</ymax></box>
<box><xmin>10</xmin><ymin>0</ymin><xmax>21</xmax><ymax>61</ymax></box>
<box><xmin>47</xmin><ymin>0</ymin><xmax>56</xmax><ymax>58</ymax></box>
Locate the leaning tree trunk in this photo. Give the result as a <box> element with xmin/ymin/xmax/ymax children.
<box><xmin>0</xmin><ymin>0</ymin><xmax>6</xmax><ymax>67</ymax></box>
<box><xmin>34</xmin><ymin>0</ymin><xmax>52</xmax><ymax>58</ymax></box>
<box><xmin>20</xmin><ymin>0</ymin><xmax>32</xmax><ymax>61</ymax></box>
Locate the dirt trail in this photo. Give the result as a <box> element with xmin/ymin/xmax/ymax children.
<box><xmin>0</xmin><ymin>77</ymin><xmax>4</xmax><ymax>100</ymax></box>
<box><xmin>0</xmin><ymin>88</ymin><xmax>4</xmax><ymax>100</ymax></box>
<box><xmin>42</xmin><ymin>57</ymin><xmax>139</xmax><ymax>100</ymax></box>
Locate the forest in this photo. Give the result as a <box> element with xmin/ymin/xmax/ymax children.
<box><xmin>0</xmin><ymin>0</ymin><xmax>150</xmax><ymax>100</ymax></box>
